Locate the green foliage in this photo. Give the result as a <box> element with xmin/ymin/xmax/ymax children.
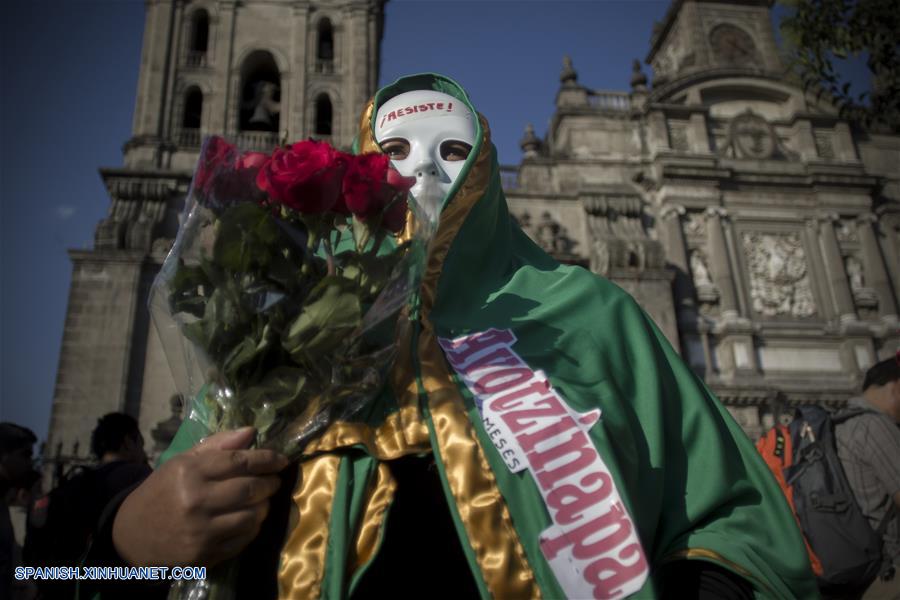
<box><xmin>166</xmin><ymin>202</ymin><xmax>404</xmax><ymax>445</ymax></box>
<box><xmin>779</xmin><ymin>0</ymin><xmax>900</xmax><ymax>131</ymax></box>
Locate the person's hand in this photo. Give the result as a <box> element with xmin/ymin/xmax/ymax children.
<box><xmin>112</xmin><ymin>427</ymin><xmax>289</xmax><ymax>567</ymax></box>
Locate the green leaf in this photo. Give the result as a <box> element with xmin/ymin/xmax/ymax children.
<box><xmin>169</xmin><ymin>261</ymin><xmax>212</xmax><ymax>318</ymax></box>
<box><xmin>214</xmin><ymin>203</ymin><xmax>282</xmax><ymax>272</ymax></box>
<box><xmin>240</xmin><ymin>367</ymin><xmax>311</xmax><ymax>410</ymax></box>
<box><xmin>282</xmin><ymin>277</ymin><xmax>362</xmax><ymax>359</ymax></box>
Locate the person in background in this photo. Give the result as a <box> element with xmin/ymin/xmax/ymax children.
<box><xmin>26</xmin><ymin>413</ymin><xmax>153</xmax><ymax>599</ymax></box>
<box><xmin>0</xmin><ymin>423</ymin><xmax>37</xmax><ymax>599</ymax></box>
<box><xmin>836</xmin><ymin>354</ymin><xmax>900</xmax><ymax>600</ymax></box>
<box><xmin>105</xmin><ymin>73</ymin><xmax>817</xmax><ymax>599</ymax></box>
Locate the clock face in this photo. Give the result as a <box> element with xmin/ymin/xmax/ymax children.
<box><xmin>709</xmin><ymin>24</ymin><xmax>757</xmax><ymax>66</ymax></box>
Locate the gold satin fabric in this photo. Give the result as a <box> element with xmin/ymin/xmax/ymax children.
<box><xmin>278</xmin><ymin>103</ymin><xmax>539</xmax><ymax>599</ymax></box>
<box><xmin>413</xmin><ymin>116</ymin><xmax>540</xmax><ymax>599</ymax></box>
<box><xmin>279</xmin><ymin>455</ymin><xmax>342</xmax><ymax>599</ymax></box>
<box><xmin>350</xmin><ymin>462</ymin><xmax>396</xmax><ymax>575</ymax></box>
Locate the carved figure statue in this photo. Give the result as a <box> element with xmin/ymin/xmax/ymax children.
<box><xmin>845</xmin><ymin>255</ymin><xmax>865</xmax><ymax>291</ymax></box>
<box><xmin>690</xmin><ymin>250</ymin><xmax>712</xmax><ymax>287</ymax></box>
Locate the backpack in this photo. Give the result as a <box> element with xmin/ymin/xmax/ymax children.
<box><xmin>756</xmin><ymin>404</ymin><xmax>896</xmax><ymax>597</ymax></box>
<box><xmin>24</xmin><ymin>466</ymin><xmax>101</xmax><ymax>597</ymax></box>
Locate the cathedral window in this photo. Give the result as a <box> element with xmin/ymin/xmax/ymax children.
<box><xmin>239</xmin><ymin>51</ymin><xmax>281</xmax><ymax>135</ymax></box>
<box><xmin>186</xmin><ymin>9</ymin><xmax>209</xmax><ymax>67</ymax></box>
<box><xmin>315</xmin><ymin>94</ymin><xmax>333</xmax><ymax>136</ymax></box>
<box><xmin>316</xmin><ymin>19</ymin><xmax>335</xmax><ymax>74</ymax></box>
<box><xmin>180</xmin><ymin>87</ymin><xmax>203</xmax><ymax>147</ymax></box>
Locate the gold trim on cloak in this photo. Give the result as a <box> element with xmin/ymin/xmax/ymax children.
<box><xmin>278</xmin><ymin>455</ymin><xmax>341</xmax><ymax>599</ymax></box>
<box><xmin>278</xmin><ymin>99</ymin><xmax>538</xmax><ymax>599</ymax></box>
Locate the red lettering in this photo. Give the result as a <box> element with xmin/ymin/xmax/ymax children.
<box><xmin>474</xmin><ymin>367</ymin><xmax>532</xmax><ymax>395</ymax></box>
<box><xmin>427</xmin><ymin>102</ymin><xmax>436</xmax><ymax>110</ymax></box>
<box><xmin>584</xmin><ymin>543</ymin><xmax>647</xmax><ymax>599</ymax></box>
<box><xmin>405</xmin><ymin>107</ymin><xmax>415</xmax><ymax>115</ymax></box>
<box><xmin>540</xmin><ymin>502</ymin><xmax>634</xmax><ymax>561</ymax></box>
<box><xmin>515</xmin><ymin>416</ymin><xmax>578</xmax><ymax>453</ymax></box>
<box><xmin>487</xmin><ymin>380</ymin><xmax>549</xmax><ymax>412</ymax></box>
<box><xmin>447</xmin><ymin>102</ymin><xmax>453</xmax><ymax>111</ymax></box>
<box><xmin>418</xmin><ymin>104</ymin><xmax>428</xmax><ymax>112</ymax></box>
<box><xmin>545</xmin><ymin>472</ymin><xmax>613</xmax><ymax>524</ymax></box>
<box><xmin>464</xmin><ymin>346</ymin><xmax>519</xmax><ymax>372</ymax></box>
<box><xmin>440</xmin><ymin>329</ymin><xmax>516</xmax><ymax>365</ymax></box>
<box><xmin>533</xmin><ymin>434</ymin><xmax>598</xmax><ymax>490</ymax></box>
<box><xmin>387</xmin><ymin>111</ymin><xmax>397</xmax><ymax>122</ymax></box>
<box><xmin>436</xmin><ymin>102</ymin><xmax>444</xmax><ymax>110</ymax></box>
<box><xmin>501</xmin><ymin>395</ymin><xmax>567</xmax><ymax>433</ymax></box>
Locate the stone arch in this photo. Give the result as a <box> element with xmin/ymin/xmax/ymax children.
<box><xmin>314</xmin><ymin>93</ymin><xmax>333</xmax><ymax>136</ymax></box>
<box><xmin>189</xmin><ymin>8</ymin><xmax>209</xmax><ymax>53</ymax></box>
<box><xmin>237</xmin><ymin>50</ymin><xmax>282</xmax><ymax>133</ymax></box>
<box><xmin>172</xmin><ymin>80</ymin><xmax>213</xmax><ymax>145</ymax></box>
<box><xmin>182</xmin><ymin>86</ymin><xmax>203</xmax><ymax>129</ymax></box>
<box><xmin>317</xmin><ymin>18</ymin><xmax>334</xmax><ymax>62</ymax></box>
<box><xmin>308</xmin><ymin>84</ymin><xmax>342</xmax><ymax>140</ymax></box>
<box><xmin>182</xmin><ymin>5</ymin><xmax>215</xmax><ymax>67</ymax></box>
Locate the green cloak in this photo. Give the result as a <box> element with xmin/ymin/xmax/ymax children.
<box><xmin>162</xmin><ymin>73</ymin><xmax>817</xmax><ymax>600</ymax></box>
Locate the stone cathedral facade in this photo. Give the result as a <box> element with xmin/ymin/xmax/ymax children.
<box><xmin>47</xmin><ymin>0</ymin><xmax>898</xmax><ymax>467</ymax></box>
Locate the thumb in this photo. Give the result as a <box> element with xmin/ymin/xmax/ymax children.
<box><xmin>194</xmin><ymin>427</ymin><xmax>256</xmax><ymax>452</ymax></box>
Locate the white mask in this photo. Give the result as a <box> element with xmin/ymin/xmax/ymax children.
<box><xmin>374</xmin><ymin>90</ymin><xmax>476</xmax><ymax>223</ymax></box>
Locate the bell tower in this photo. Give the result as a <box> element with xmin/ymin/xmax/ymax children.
<box><xmin>646</xmin><ymin>0</ymin><xmax>782</xmax><ymax>88</ymax></box>
<box><xmin>47</xmin><ymin>0</ymin><xmax>386</xmax><ymax>470</ymax></box>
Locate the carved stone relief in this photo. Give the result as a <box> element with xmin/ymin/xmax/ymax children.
<box><xmin>813</xmin><ymin>130</ymin><xmax>835</xmax><ymax>160</ymax></box>
<box><xmin>668</xmin><ymin>120</ymin><xmax>689</xmax><ymax>151</ymax></box>
<box><xmin>582</xmin><ymin>193</ymin><xmax>665</xmax><ymax>275</ymax></box>
<box><xmin>742</xmin><ymin>232</ymin><xmax>816</xmax><ymax>317</ymax></box>
<box><xmin>683</xmin><ymin>212</ymin><xmax>706</xmax><ymax>241</ymax></box>
<box><xmin>720</xmin><ymin>110</ymin><xmax>797</xmax><ymax>160</ymax></box>
<box><xmin>514</xmin><ymin>210</ymin><xmax>577</xmax><ymax>258</ymax></box>
<box><xmin>835</xmin><ymin>220</ymin><xmax>858</xmax><ymax>244</ymax></box>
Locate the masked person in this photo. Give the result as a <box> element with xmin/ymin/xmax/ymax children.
<box><xmin>105</xmin><ymin>74</ymin><xmax>817</xmax><ymax>599</ymax></box>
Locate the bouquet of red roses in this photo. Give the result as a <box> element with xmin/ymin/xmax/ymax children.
<box><xmin>150</xmin><ymin>136</ymin><xmax>424</xmax><ymax>460</ymax></box>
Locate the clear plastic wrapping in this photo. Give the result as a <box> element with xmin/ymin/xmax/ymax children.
<box><xmin>149</xmin><ymin>136</ymin><xmax>431</xmax><ymax>600</ymax></box>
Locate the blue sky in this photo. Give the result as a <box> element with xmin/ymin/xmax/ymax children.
<box><xmin>0</xmin><ymin>0</ymin><xmax>871</xmax><ymax>444</ymax></box>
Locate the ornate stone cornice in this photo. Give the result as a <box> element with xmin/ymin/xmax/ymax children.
<box><xmin>659</xmin><ymin>204</ymin><xmax>686</xmax><ymax>221</ymax></box>
<box><xmin>815</xmin><ymin>211</ymin><xmax>841</xmax><ymax>224</ymax></box>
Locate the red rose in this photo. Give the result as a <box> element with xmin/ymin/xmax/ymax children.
<box><xmin>342</xmin><ymin>153</ymin><xmax>415</xmax><ymax>232</ymax></box>
<box><xmin>194</xmin><ymin>136</ymin><xmax>237</xmax><ymax>195</ymax></box>
<box><xmin>256</xmin><ymin>141</ymin><xmax>348</xmax><ymax>214</ymax></box>
<box><xmin>236</xmin><ymin>151</ymin><xmax>268</xmax><ymax>171</ymax></box>
<box><xmin>206</xmin><ymin>150</ymin><xmax>269</xmax><ymax>204</ymax></box>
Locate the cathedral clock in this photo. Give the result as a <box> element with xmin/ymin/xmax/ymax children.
<box><xmin>709</xmin><ymin>24</ymin><xmax>757</xmax><ymax>66</ymax></box>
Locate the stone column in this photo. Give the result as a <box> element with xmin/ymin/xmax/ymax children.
<box><xmin>793</xmin><ymin>119</ymin><xmax>818</xmax><ymax>161</ymax></box>
<box><xmin>687</xmin><ymin>112</ymin><xmax>710</xmax><ymax>154</ymax></box>
<box><xmin>210</xmin><ymin>2</ymin><xmax>236</xmax><ymax>134</ymax></box>
<box><xmin>833</xmin><ymin>122</ymin><xmax>857</xmax><ymax>161</ymax></box>
<box><xmin>817</xmin><ymin>213</ymin><xmax>856</xmax><ymax>323</ymax></box>
<box><xmin>289</xmin><ymin>4</ymin><xmax>310</xmax><ymax>140</ymax></box>
<box><xmin>660</xmin><ymin>205</ymin><xmax>696</xmax><ymax>319</ymax></box>
<box><xmin>857</xmin><ymin>213</ymin><xmax>899</xmax><ymax>321</ymax></box>
<box><xmin>878</xmin><ymin>215</ymin><xmax>900</xmax><ymax>303</ymax></box>
<box><xmin>646</xmin><ymin>110</ymin><xmax>668</xmax><ymax>155</ymax></box>
<box><xmin>705</xmin><ymin>207</ymin><xmax>739</xmax><ymax>319</ymax></box>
